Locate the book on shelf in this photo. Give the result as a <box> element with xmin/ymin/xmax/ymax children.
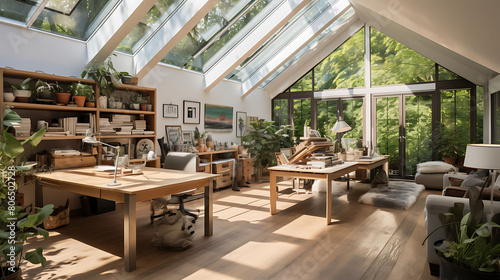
<box><xmin>13</xmin><ymin>118</ymin><xmax>31</xmax><ymax>137</ymax></box>
<box><xmin>44</xmin><ymin>131</ymin><xmax>70</xmax><ymax>137</ymax></box>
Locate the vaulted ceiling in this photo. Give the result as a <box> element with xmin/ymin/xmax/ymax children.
<box><xmin>0</xmin><ymin>0</ymin><xmax>498</xmax><ymax>98</ymax></box>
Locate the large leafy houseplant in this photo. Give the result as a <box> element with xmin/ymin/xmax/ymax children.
<box><xmin>0</xmin><ymin>109</ymin><xmax>53</xmax><ymax>279</ymax></box>
<box><xmin>82</xmin><ymin>54</ymin><xmax>129</xmax><ymax>97</ymax></box>
<box><xmin>68</xmin><ymin>82</ymin><xmax>95</xmax><ymax>102</ymax></box>
<box><xmin>242</xmin><ymin>120</ymin><xmax>281</xmax><ymax>183</ymax></box>
<box><xmin>424</xmin><ymin>181</ymin><xmax>500</xmax><ymax>276</ymax></box>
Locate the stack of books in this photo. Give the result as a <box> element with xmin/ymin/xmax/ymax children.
<box><xmin>13</xmin><ymin>118</ymin><xmax>31</xmax><ymax>137</ymax></box>
<box><xmin>112</xmin><ymin>114</ymin><xmax>133</xmax><ymax>135</ymax></box>
<box><xmin>59</xmin><ymin>117</ymin><xmax>78</xmax><ymax>136</ymax></box>
<box><xmin>45</xmin><ymin>126</ymin><xmax>69</xmax><ymax>137</ymax></box>
<box><xmin>307</xmin><ymin>155</ymin><xmax>342</xmax><ymax>168</ymax></box>
<box><xmin>76</xmin><ymin>123</ymin><xmax>90</xmax><ymax>135</ymax></box>
<box><xmin>132</xmin><ymin>120</ymin><xmax>147</xmax><ymax>135</ymax></box>
<box><xmin>99</xmin><ymin>118</ymin><xmax>115</xmax><ymax>135</ymax></box>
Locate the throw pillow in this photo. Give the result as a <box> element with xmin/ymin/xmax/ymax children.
<box><xmin>416</xmin><ymin>161</ymin><xmax>456</xmax><ymax>174</ymax></box>
<box><xmin>460</xmin><ymin>170</ymin><xmax>489</xmax><ymax>189</ymax></box>
<box><xmin>449</xmin><ymin>177</ymin><xmax>464</xmax><ymax>186</ymax></box>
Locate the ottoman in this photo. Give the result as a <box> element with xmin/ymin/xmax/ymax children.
<box><xmin>414</xmin><ymin>161</ymin><xmax>457</xmax><ymax>190</ymax></box>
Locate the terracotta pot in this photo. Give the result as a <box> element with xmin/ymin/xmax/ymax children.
<box><xmin>55</xmin><ymin>92</ymin><xmax>71</xmax><ymax>105</ymax></box>
<box><xmin>73</xmin><ymin>96</ymin><xmax>86</xmax><ymax>107</ymax></box>
<box><xmin>140</xmin><ymin>104</ymin><xmax>147</xmax><ymax>111</ymax></box>
<box><xmin>443</xmin><ymin>157</ymin><xmax>457</xmax><ymax>165</ymax></box>
<box><xmin>85</xmin><ymin>101</ymin><xmax>95</xmax><ymax>107</ymax></box>
<box><xmin>5</xmin><ymin>267</ymin><xmax>22</xmax><ymax>280</ymax></box>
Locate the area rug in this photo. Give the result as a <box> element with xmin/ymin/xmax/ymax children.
<box><xmin>311</xmin><ymin>180</ymin><xmax>348</xmax><ymax>196</ymax></box>
<box><xmin>358</xmin><ymin>181</ymin><xmax>425</xmax><ymax>210</ymax></box>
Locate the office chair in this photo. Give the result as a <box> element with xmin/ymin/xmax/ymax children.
<box><xmin>150</xmin><ymin>152</ymin><xmax>200</xmax><ymax>223</ymax></box>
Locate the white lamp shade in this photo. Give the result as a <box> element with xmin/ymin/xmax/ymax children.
<box><xmin>464</xmin><ymin>144</ymin><xmax>500</xmax><ymax>170</ymax></box>
<box><xmin>331</xmin><ymin>120</ymin><xmax>351</xmax><ymax>133</ymax></box>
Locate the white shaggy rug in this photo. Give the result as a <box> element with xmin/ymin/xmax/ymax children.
<box><xmin>358</xmin><ymin>181</ymin><xmax>425</xmax><ymax>210</ymax></box>
<box><xmin>311</xmin><ymin>180</ymin><xmax>348</xmax><ymax>196</ymax></box>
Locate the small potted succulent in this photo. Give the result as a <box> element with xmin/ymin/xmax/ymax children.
<box><xmin>11</xmin><ymin>78</ymin><xmax>33</xmax><ymax>102</ymax></box>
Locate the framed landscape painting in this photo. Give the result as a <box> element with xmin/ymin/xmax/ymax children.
<box><xmin>204</xmin><ymin>104</ymin><xmax>233</xmax><ymax>131</ymax></box>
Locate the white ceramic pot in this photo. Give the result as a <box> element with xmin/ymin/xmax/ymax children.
<box><xmin>13</xmin><ymin>89</ymin><xmax>31</xmax><ymax>98</ymax></box>
<box><xmin>99</xmin><ymin>96</ymin><xmax>107</xmax><ymax>109</ymax></box>
<box><xmin>4</xmin><ymin>92</ymin><xmax>15</xmax><ymax>102</ymax></box>
<box><xmin>130</xmin><ymin>103</ymin><xmax>139</xmax><ymax>110</ymax></box>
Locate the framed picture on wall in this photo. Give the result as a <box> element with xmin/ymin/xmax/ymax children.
<box><xmin>182</xmin><ymin>130</ymin><xmax>193</xmax><ymax>145</ymax></box>
<box><xmin>163</xmin><ymin>104</ymin><xmax>178</xmax><ymax>118</ymax></box>
<box><xmin>165</xmin><ymin>125</ymin><xmax>183</xmax><ymax>147</ymax></box>
<box><xmin>246</xmin><ymin>116</ymin><xmax>258</xmax><ymax>134</ymax></box>
<box><xmin>236</xmin><ymin>111</ymin><xmax>247</xmax><ymax>137</ymax></box>
<box><xmin>204</xmin><ymin>104</ymin><xmax>233</xmax><ymax>131</ymax></box>
<box><xmin>183</xmin><ymin>100</ymin><xmax>201</xmax><ymax>124</ymax></box>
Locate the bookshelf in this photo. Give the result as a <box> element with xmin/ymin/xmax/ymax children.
<box><xmin>1</xmin><ymin>67</ymin><xmax>160</xmax><ymax>168</ymax></box>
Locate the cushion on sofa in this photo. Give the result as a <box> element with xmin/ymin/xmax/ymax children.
<box><xmin>416</xmin><ymin>161</ymin><xmax>456</xmax><ymax>174</ymax></box>
<box><xmin>460</xmin><ymin>169</ymin><xmax>489</xmax><ymax>188</ymax></box>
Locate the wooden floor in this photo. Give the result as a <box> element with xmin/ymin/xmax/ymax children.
<box><xmin>24</xmin><ymin>179</ymin><xmax>440</xmax><ymax>280</ymax></box>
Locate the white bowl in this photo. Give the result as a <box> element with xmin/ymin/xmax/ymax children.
<box><xmin>13</xmin><ymin>89</ymin><xmax>31</xmax><ymax>98</ymax></box>
<box><xmin>4</xmin><ymin>92</ymin><xmax>15</xmax><ymax>102</ymax></box>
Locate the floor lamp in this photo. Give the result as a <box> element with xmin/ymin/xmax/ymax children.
<box><xmin>82</xmin><ymin>136</ymin><xmax>122</xmax><ymax>186</ymax></box>
<box><xmin>463</xmin><ymin>144</ymin><xmax>500</xmax><ymax>219</ymax></box>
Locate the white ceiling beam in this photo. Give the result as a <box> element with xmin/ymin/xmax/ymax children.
<box><xmin>265</xmin><ymin>17</ymin><xmax>364</xmax><ymax>98</ymax></box>
<box><xmin>241</xmin><ymin>0</ymin><xmax>351</xmax><ymax>98</ymax></box>
<box><xmin>134</xmin><ymin>0</ymin><xmax>219</xmax><ymax>80</ymax></box>
<box><xmin>86</xmin><ymin>0</ymin><xmax>158</xmax><ymax>67</ymax></box>
<box><xmin>203</xmin><ymin>0</ymin><xmax>313</xmax><ymax>93</ymax></box>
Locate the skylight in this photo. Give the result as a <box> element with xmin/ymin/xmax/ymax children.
<box><xmin>45</xmin><ymin>0</ymin><xmax>80</xmax><ymax>15</ymax></box>
<box><xmin>116</xmin><ymin>0</ymin><xmax>184</xmax><ymax>54</ymax></box>
<box><xmin>0</xmin><ymin>0</ymin><xmax>44</xmax><ymax>23</ymax></box>
<box><xmin>261</xmin><ymin>7</ymin><xmax>355</xmax><ymax>87</ymax></box>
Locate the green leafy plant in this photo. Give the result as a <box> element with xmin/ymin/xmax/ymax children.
<box><xmin>11</xmin><ymin>78</ymin><xmax>33</xmax><ymax>91</ymax></box>
<box><xmin>0</xmin><ymin>109</ymin><xmax>54</xmax><ymax>278</ymax></box>
<box><xmin>35</xmin><ymin>80</ymin><xmax>62</xmax><ymax>94</ymax></box>
<box><xmin>242</xmin><ymin>120</ymin><xmax>281</xmax><ymax>183</ymax></box>
<box><xmin>193</xmin><ymin>127</ymin><xmax>205</xmax><ymax>140</ymax></box>
<box><xmin>277</xmin><ymin>124</ymin><xmax>293</xmax><ymax>148</ymax></box>
<box><xmin>69</xmin><ymin>82</ymin><xmax>95</xmax><ymax>102</ymax></box>
<box><xmin>82</xmin><ymin>54</ymin><xmax>129</xmax><ymax>97</ymax></box>
<box><xmin>434</xmin><ymin>123</ymin><xmax>461</xmax><ymax>158</ymax></box>
<box><xmin>424</xmin><ymin>181</ymin><xmax>500</xmax><ymax>274</ymax></box>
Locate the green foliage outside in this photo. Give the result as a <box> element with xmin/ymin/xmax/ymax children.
<box><xmin>273</xmin><ymin>99</ymin><xmax>288</xmax><ymax>127</ymax></box>
<box><xmin>290</xmin><ymin>71</ymin><xmax>313</xmax><ymax>92</ymax></box>
<box><xmin>293</xmin><ymin>99</ymin><xmax>311</xmax><ymax>138</ymax></box>
<box><xmin>441</xmin><ymin>89</ymin><xmax>471</xmax><ymax>156</ymax></box>
<box><xmin>314</xmin><ymin>28</ymin><xmax>365</xmax><ymax>90</ymax></box>
<box><xmin>371</xmin><ymin>28</ymin><xmax>435</xmax><ymax>86</ymax></box>
<box><xmin>316</xmin><ymin>100</ymin><xmax>337</xmax><ymax>138</ymax></box>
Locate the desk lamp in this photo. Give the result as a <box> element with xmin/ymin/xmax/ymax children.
<box><xmin>331</xmin><ymin>117</ymin><xmax>352</xmax><ymax>153</ymax></box>
<box><xmin>463</xmin><ymin>144</ymin><xmax>500</xmax><ymax>219</ymax></box>
<box><xmin>82</xmin><ymin>135</ymin><xmax>121</xmax><ymax>186</ymax></box>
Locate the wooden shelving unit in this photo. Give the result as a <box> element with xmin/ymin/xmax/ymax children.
<box><xmin>1</xmin><ymin>67</ymin><xmax>160</xmax><ymax>168</ymax></box>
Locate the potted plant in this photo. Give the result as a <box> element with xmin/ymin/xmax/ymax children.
<box><xmin>193</xmin><ymin>127</ymin><xmax>206</xmax><ymax>149</ymax></box>
<box><xmin>242</xmin><ymin>119</ymin><xmax>281</xmax><ymax>183</ymax></box>
<box><xmin>82</xmin><ymin>54</ymin><xmax>130</xmax><ymax>109</ymax></box>
<box><xmin>0</xmin><ymin>109</ymin><xmax>54</xmax><ymax>279</ymax></box>
<box><xmin>11</xmin><ymin>78</ymin><xmax>33</xmax><ymax>103</ymax></box>
<box><xmin>68</xmin><ymin>82</ymin><xmax>95</xmax><ymax>107</ymax></box>
<box><xmin>423</xmin><ymin>181</ymin><xmax>500</xmax><ymax>279</ymax></box>
<box><xmin>53</xmin><ymin>84</ymin><xmax>71</xmax><ymax>105</ymax></box>
<box><xmin>34</xmin><ymin>80</ymin><xmax>60</xmax><ymax>101</ymax></box>
<box><xmin>434</xmin><ymin>124</ymin><xmax>460</xmax><ymax>164</ymax></box>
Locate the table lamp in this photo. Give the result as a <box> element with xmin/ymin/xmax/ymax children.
<box><xmin>331</xmin><ymin>117</ymin><xmax>352</xmax><ymax>153</ymax></box>
<box><xmin>463</xmin><ymin>144</ymin><xmax>500</xmax><ymax>218</ymax></box>
<box><xmin>82</xmin><ymin>135</ymin><xmax>122</xmax><ymax>186</ymax></box>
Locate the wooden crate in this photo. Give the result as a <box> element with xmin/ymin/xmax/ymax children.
<box><xmin>197</xmin><ymin>163</ymin><xmax>211</xmax><ymax>173</ymax></box>
<box><xmin>214</xmin><ymin>170</ymin><xmax>233</xmax><ymax>189</ymax></box>
<box><xmin>212</xmin><ymin>160</ymin><xmax>233</xmax><ymax>173</ymax></box>
<box><xmin>48</xmin><ymin>155</ymin><xmax>96</xmax><ymax>169</ymax></box>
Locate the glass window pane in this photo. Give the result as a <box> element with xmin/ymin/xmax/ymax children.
<box><xmin>290</xmin><ymin>71</ymin><xmax>312</xmax><ymax>92</ymax></box>
<box><xmin>404</xmin><ymin>95</ymin><xmax>432</xmax><ymax>175</ymax></box>
<box><xmin>116</xmin><ymin>0</ymin><xmax>183</xmax><ymax>54</ymax></box>
<box><xmin>370</xmin><ymin>28</ymin><xmax>435</xmax><ymax>86</ymax></box>
<box><xmin>476</xmin><ymin>86</ymin><xmax>483</xmax><ymax>143</ymax></box>
<box><xmin>45</xmin><ymin>0</ymin><xmax>80</xmax><ymax>15</ymax></box>
<box><xmin>376</xmin><ymin>97</ymin><xmax>400</xmax><ymax>173</ymax></box>
<box><xmin>440</xmin><ymin>89</ymin><xmax>470</xmax><ymax>157</ymax></box>
<box><xmin>438</xmin><ymin>66</ymin><xmax>463</xmax><ymax>81</ymax></box>
<box><xmin>0</xmin><ymin>0</ymin><xmax>44</xmax><ymax>23</ymax></box>
<box><xmin>273</xmin><ymin>99</ymin><xmax>288</xmax><ymax>126</ymax></box>
<box><xmin>293</xmin><ymin>98</ymin><xmax>311</xmax><ymax>137</ymax></box>
<box><xmin>316</xmin><ymin>100</ymin><xmax>337</xmax><ymax>138</ymax></box>
<box><xmin>30</xmin><ymin>0</ymin><xmax>120</xmax><ymax>40</ymax></box>
<box><xmin>342</xmin><ymin>99</ymin><xmax>363</xmax><ymax>139</ymax></box>
<box><xmin>162</xmin><ymin>0</ymin><xmax>273</xmax><ymax>72</ymax></box>
<box><xmin>314</xmin><ymin>28</ymin><xmax>365</xmax><ymax>90</ymax></box>
<box><xmin>261</xmin><ymin>7</ymin><xmax>355</xmax><ymax>87</ymax></box>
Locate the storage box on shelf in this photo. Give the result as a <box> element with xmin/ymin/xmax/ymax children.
<box><xmin>0</xmin><ymin>67</ymin><xmax>160</xmax><ymax>168</ymax></box>
<box><xmin>196</xmin><ymin>149</ymin><xmax>238</xmax><ymax>189</ymax></box>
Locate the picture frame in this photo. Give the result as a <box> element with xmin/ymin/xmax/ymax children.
<box><xmin>183</xmin><ymin>100</ymin><xmax>201</xmax><ymax>124</ymax></box>
<box><xmin>204</xmin><ymin>104</ymin><xmax>233</xmax><ymax>131</ymax></box>
<box><xmin>165</xmin><ymin>125</ymin><xmax>183</xmax><ymax>147</ymax></box>
<box><xmin>236</xmin><ymin>111</ymin><xmax>247</xmax><ymax>137</ymax></box>
<box><xmin>182</xmin><ymin>130</ymin><xmax>193</xmax><ymax>145</ymax></box>
<box><xmin>163</xmin><ymin>104</ymin><xmax>178</xmax><ymax>118</ymax></box>
<box><xmin>246</xmin><ymin>116</ymin><xmax>258</xmax><ymax>134</ymax></box>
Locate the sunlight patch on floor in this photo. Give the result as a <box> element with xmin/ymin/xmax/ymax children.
<box><xmin>183</xmin><ymin>268</ymin><xmax>243</xmax><ymax>280</ymax></box>
<box><xmin>221</xmin><ymin>241</ymin><xmax>300</xmax><ymax>270</ymax></box>
<box><xmin>217</xmin><ymin>194</ymin><xmax>262</xmax><ymax>204</ymax></box>
<box><xmin>273</xmin><ymin>215</ymin><xmax>328</xmax><ymax>240</ymax></box>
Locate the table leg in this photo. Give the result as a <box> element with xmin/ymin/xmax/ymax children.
<box><xmin>204</xmin><ymin>179</ymin><xmax>213</xmax><ymax>236</ymax></box>
<box><xmin>383</xmin><ymin>160</ymin><xmax>389</xmax><ymax>176</ymax></box>
<box><xmin>346</xmin><ymin>173</ymin><xmax>350</xmax><ymax>190</ymax></box>
<box><xmin>326</xmin><ymin>175</ymin><xmax>332</xmax><ymax>225</ymax></box>
<box><xmin>35</xmin><ymin>181</ymin><xmax>43</xmax><ymax>208</ymax></box>
<box><xmin>270</xmin><ymin>171</ymin><xmax>277</xmax><ymax>215</ymax></box>
<box><xmin>124</xmin><ymin>194</ymin><xmax>136</xmax><ymax>272</ymax></box>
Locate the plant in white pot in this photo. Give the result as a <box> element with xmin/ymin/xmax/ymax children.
<box><xmin>0</xmin><ymin>109</ymin><xmax>54</xmax><ymax>279</ymax></box>
<box><xmin>11</xmin><ymin>79</ymin><xmax>33</xmax><ymax>103</ymax></box>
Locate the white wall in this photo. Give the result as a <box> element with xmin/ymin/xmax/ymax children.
<box><xmin>0</xmin><ymin>23</ymin><xmax>87</xmax><ymax>76</ymax></box>
<box><xmin>140</xmin><ymin>63</ymin><xmax>272</xmax><ymax>146</ymax></box>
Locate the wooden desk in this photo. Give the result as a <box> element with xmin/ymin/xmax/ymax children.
<box><xmin>268</xmin><ymin>162</ymin><xmax>358</xmax><ymax>225</ymax></box>
<box><xmin>355</xmin><ymin>155</ymin><xmax>389</xmax><ymax>178</ymax></box>
<box><xmin>35</xmin><ymin>167</ymin><xmax>219</xmax><ymax>272</ymax></box>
